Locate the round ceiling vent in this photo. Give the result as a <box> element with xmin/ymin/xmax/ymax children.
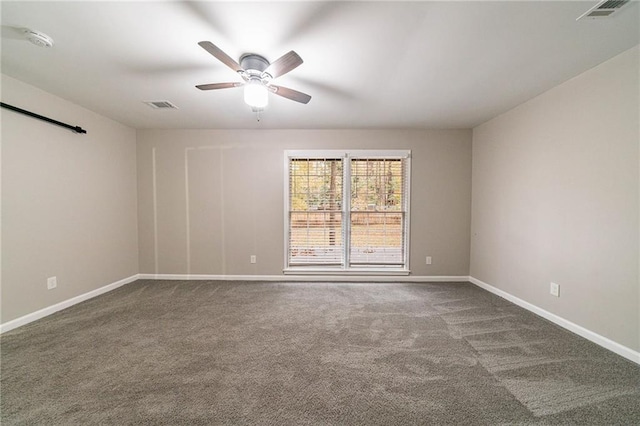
<box><xmin>23</xmin><ymin>29</ymin><xmax>54</xmax><ymax>48</ymax></box>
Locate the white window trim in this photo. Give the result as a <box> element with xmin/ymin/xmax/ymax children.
<box><xmin>283</xmin><ymin>149</ymin><xmax>411</xmax><ymax>275</ymax></box>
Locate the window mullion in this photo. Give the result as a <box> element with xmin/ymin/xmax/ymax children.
<box><xmin>342</xmin><ymin>153</ymin><xmax>351</xmax><ymax>269</ymax></box>
<box><xmin>402</xmin><ymin>156</ymin><xmax>411</xmax><ymax>268</ymax></box>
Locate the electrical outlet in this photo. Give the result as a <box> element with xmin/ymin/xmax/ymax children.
<box><xmin>250</xmin><ymin>255</ymin><xmax>257</xmax><ymax>264</ymax></box>
<box><xmin>550</xmin><ymin>282</ymin><xmax>560</xmax><ymax>297</ymax></box>
<box><xmin>426</xmin><ymin>256</ymin><xmax>432</xmax><ymax>265</ymax></box>
<box><xmin>47</xmin><ymin>276</ymin><xmax>57</xmax><ymax>290</ymax></box>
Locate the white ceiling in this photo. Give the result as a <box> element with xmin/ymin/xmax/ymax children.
<box><xmin>1</xmin><ymin>1</ymin><xmax>638</xmax><ymax>130</ymax></box>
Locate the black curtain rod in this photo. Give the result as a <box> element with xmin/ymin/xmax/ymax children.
<box><xmin>1</xmin><ymin>102</ymin><xmax>87</xmax><ymax>134</ymax></box>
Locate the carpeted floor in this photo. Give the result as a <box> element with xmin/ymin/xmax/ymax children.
<box><xmin>1</xmin><ymin>280</ymin><xmax>639</xmax><ymax>425</ymax></box>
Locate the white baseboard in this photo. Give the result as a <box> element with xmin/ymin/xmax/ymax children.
<box><xmin>0</xmin><ymin>274</ymin><xmax>139</xmax><ymax>334</ymax></box>
<box><xmin>0</xmin><ymin>274</ymin><xmax>466</xmax><ymax>334</ymax></box>
<box><xmin>137</xmin><ymin>273</ymin><xmax>469</xmax><ymax>282</ymax></box>
<box><xmin>468</xmin><ymin>276</ymin><xmax>640</xmax><ymax>365</ymax></box>
<box><xmin>6</xmin><ymin>272</ymin><xmax>636</xmax><ymax>366</ymax></box>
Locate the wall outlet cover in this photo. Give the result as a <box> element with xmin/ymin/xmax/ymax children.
<box><xmin>47</xmin><ymin>276</ymin><xmax>57</xmax><ymax>290</ymax></box>
<box><xmin>550</xmin><ymin>282</ymin><xmax>560</xmax><ymax>297</ymax></box>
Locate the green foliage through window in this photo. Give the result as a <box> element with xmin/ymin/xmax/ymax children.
<box><xmin>287</xmin><ymin>152</ymin><xmax>409</xmax><ymax>268</ymax></box>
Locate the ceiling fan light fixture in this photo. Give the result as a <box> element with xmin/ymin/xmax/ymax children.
<box><xmin>196</xmin><ymin>41</ymin><xmax>311</xmax><ymax>113</ymax></box>
<box><xmin>244</xmin><ymin>79</ymin><xmax>268</xmax><ymax>109</ymax></box>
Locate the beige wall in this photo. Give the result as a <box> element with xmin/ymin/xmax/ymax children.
<box><xmin>1</xmin><ymin>75</ymin><xmax>139</xmax><ymax>323</ymax></box>
<box><xmin>2</xmin><ymin>45</ymin><xmax>637</xmax><ymax>357</ymax></box>
<box><xmin>137</xmin><ymin>129</ymin><xmax>472</xmax><ymax>277</ymax></box>
<box><xmin>471</xmin><ymin>46</ymin><xmax>640</xmax><ymax>351</ymax></box>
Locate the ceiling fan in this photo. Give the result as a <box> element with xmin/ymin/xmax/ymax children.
<box><xmin>196</xmin><ymin>41</ymin><xmax>311</xmax><ymax>110</ymax></box>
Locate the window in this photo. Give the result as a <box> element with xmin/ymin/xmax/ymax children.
<box><xmin>285</xmin><ymin>150</ymin><xmax>411</xmax><ymax>273</ymax></box>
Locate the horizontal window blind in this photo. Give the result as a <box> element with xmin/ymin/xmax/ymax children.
<box><xmin>349</xmin><ymin>159</ymin><xmax>406</xmax><ymax>267</ymax></box>
<box><xmin>288</xmin><ymin>158</ymin><xmax>344</xmax><ymax>266</ymax></box>
<box><xmin>286</xmin><ymin>151</ymin><xmax>410</xmax><ymax>272</ymax></box>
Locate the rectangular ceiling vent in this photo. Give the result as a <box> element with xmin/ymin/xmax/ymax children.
<box><xmin>143</xmin><ymin>100</ymin><xmax>179</xmax><ymax>109</ymax></box>
<box><xmin>577</xmin><ymin>0</ymin><xmax>631</xmax><ymax>20</ymax></box>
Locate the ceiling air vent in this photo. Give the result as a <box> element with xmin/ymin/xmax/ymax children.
<box><xmin>143</xmin><ymin>100</ymin><xmax>179</xmax><ymax>109</ymax></box>
<box><xmin>577</xmin><ymin>0</ymin><xmax>631</xmax><ymax>20</ymax></box>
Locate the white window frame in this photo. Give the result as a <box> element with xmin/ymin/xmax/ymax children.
<box><xmin>284</xmin><ymin>149</ymin><xmax>411</xmax><ymax>275</ymax></box>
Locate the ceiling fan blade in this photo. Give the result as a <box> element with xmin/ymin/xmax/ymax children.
<box><xmin>198</xmin><ymin>41</ymin><xmax>243</xmax><ymax>73</ymax></box>
<box><xmin>270</xmin><ymin>84</ymin><xmax>312</xmax><ymax>104</ymax></box>
<box><xmin>263</xmin><ymin>51</ymin><xmax>303</xmax><ymax>79</ymax></box>
<box><xmin>196</xmin><ymin>82</ymin><xmax>243</xmax><ymax>91</ymax></box>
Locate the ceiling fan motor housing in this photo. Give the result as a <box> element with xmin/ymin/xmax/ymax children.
<box><xmin>240</xmin><ymin>54</ymin><xmax>270</xmax><ymax>75</ymax></box>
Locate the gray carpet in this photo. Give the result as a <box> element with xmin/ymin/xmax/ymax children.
<box><xmin>1</xmin><ymin>280</ymin><xmax>639</xmax><ymax>425</ymax></box>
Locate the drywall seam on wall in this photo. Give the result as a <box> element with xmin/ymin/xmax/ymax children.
<box><xmin>136</xmin><ymin>129</ymin><xmax>473</xmax><ymax>276</ymax></box>
<box><xmin>152</xmin><ymin>147</ymin><xmax>159</xmax><ymax>275</ymax></box>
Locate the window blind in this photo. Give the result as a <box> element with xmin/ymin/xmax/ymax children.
<box><xmin>349</xmin><ymin>158</ymin><xmax>406</xmax><ymax>267</ymax></box>
<box><xmin>288</xmin><ymin>158</ymin><xmax>344</xmax><ymax>266</ymax></box>
<box><xmin>285</xmin><ymin>150</ymin><xmax>410</xmax><ymax>272</ymax></box>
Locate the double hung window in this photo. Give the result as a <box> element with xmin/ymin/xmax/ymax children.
<box><xmin>285</xmin><ymin>150</ymin><xmax>411</xmax><ymax>273</ymax></box>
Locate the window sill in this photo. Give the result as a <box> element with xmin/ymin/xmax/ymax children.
<box><xmin>283</xmin><ymin>268</ymin><xmax>410</xmax><ymax>276</ymax></box>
